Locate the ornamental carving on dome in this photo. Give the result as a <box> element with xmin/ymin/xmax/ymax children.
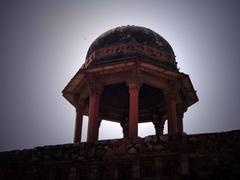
<box><xmin>84</xmin><ymin>26</ymin><xmax>176</xmax><ymax>69</ymax></box>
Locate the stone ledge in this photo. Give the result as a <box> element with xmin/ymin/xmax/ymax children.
<box><xmin>0</xmin><ymin>130</ymin><xmax>239</xmax><ymax>164</ymax></box>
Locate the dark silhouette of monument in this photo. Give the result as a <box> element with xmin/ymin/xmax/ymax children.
<box><xmin>0</xmin><ymin>26</ymin><xmax>239</xmax><ymax>180</ymax></box>
<box><xmin>63</xmin><ymin>25</ymin><xmax>198</xmax><ymax>143</ymax></box>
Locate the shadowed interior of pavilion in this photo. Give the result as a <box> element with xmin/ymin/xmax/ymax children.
<box><xmin>84</xmin><ymin>83</ymin><xmax>166</xmax><ymax>139</ymax></box>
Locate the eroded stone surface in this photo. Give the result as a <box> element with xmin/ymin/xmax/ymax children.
<box><xmin>0</xmin><ymin>130</ymin><xmax>239</xmax><ymax>179</ymax></box>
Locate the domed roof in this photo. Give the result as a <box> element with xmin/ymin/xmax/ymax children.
<box><xmin>84</xmin><ymin>25</ymin><xmax>176</xmax><ymax>69</ymax></box>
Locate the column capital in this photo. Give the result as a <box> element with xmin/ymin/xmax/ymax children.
<box><xmin>76</xmin><ymin>100</ymin><xmax>85</xmax><ymax>112</ymax></box>
<box><xmin>177</xmin><ymin>104</ymin><xmax>187</xmax><ymax>114</ymax></box>
<box><xmin>164</xmin><ymin>81</ymin><xmax>179</xmax><ymax>94</ymax></box>
<box><xmin>120</xmin><ymin>119</ymin><xmax>129</xmax><ymax>138</ymax></box>
<box><xmin>177</xmin><ymin>111</ymin><xmax>184</xmax><ymax>117</ymax></box>
<box><xmin>120</xmin><ymin>118</ymin><xmax>128</xmax><ymax>128</ymax></box>
<box><xmin>152</xmin><ymin>113</ymin><xmax>165</xmax><ymax>135</ymax></box>
<box><xmin>87</xmin><ymin>81</ymin><xmax>103</xmax><ymax>95</ymax></box>
<box><xmin>152</xmin><ymin>112</ymin><xmax>161</xmax><ymax>120</ymax></box>
<box><xmin>96</xmin><ymin>115</ymin><xmax>102</xmax><ymax>128</ymax></box>
<box><xmin>127</xmin><ymin>80</ymin><xmax>142</xmax><ymax>92</ymax></box>
<box><xmin>163</xmin><ymin>88</ymin><xmax>177</xmax><ymax>101</ymax></box>
<box><xmin>86</xmin><ymin>75</ymin><xmax>104</xmax><ymax>95</ymax></box>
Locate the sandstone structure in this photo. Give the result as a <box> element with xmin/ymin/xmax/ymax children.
<box><xmin>63</xmin><ymin>25</ymin><xmax>198</xmax><ymax>143</ymax></box>
<box><xmin>1</xmin><ymin>26</ymin><xmax>239</xmax><ymax>179</ymax></box>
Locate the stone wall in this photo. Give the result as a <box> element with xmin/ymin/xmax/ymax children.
<box><xmin>0</xmin><ymin>130</ymin><xmax>239</xmax><ymax>180</ymax></box>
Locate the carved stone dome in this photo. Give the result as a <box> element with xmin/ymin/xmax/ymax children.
<box><xmin>84</xmin><ymin>25</ymin><xmax>177</xmax><ymax>69</ymax></box>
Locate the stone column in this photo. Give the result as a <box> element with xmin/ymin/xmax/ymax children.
<box><xmin>95</xmin><ymin>116</ymin><xmax>102</xmax><ymax>140</ymax></box>
<box><xmin>74</xmin><ymin>102</ymin><xmax>84</xmax><ymax>143</ymax></box>
<box><xmin>120</xmin><ymin>117</ymin><xmax>129</xmax><ymax>138</ymax></box>
<box><xmin>177</xmin><ymin>112</ymin><xmax>184</xmax><ymax>133</ymax></box>
<box><xmin>152</xmin><ymin>114</ymin><xmax>165</xmax><ymax>137</ymax></box>
<box><xmin>87</xmin><ymin>86</ymin><xmax>102</xmax><ymax>143</ymax></box>
<box><xmin>165</xmin><ymin>90</ymin><xmax>178</xmax><ymax>134</ymax></box>
<box><xmin>128</xmin><ymin>81</ymin><xmax>141</xmax><ymax>139</ymax></box>
<box><xmin>176</xmin><ymin>104</ymin><xmax>187</xmax><ymax>133</ymax></box>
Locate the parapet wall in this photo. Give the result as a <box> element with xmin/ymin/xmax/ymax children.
<box><xmin>0</xmin><ymin>130</ymin><xmax>240</xmax><ymax>180</ymax></box>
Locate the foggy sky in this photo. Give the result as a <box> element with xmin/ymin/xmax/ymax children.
<box><xmin>1</xmin><ymin>0</ymin><xmax>240</xmax><ymax>151</ymax></box>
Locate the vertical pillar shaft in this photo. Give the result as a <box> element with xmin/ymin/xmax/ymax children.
<box><xmin>177</xmin><ymin>112</ymin><xmax>184</xmax><ymax>133</ymax></box>
<box><xmin>74</xmin><ymin>105</ymin><xmax>84</xmax><ymax>143</ymax></box>
<box><xmin>87</xmin><ymin>93</ymin><xmax>100</xmax><ymax>143</ymax></box>
<box><xmin>166</xmin><ymin>92</ymin><xmax>178</xmax><ymax>134</ymax></box>
<box><xmin>176</xmin><ymin>104</ymin><xmax>186</xmax><ymax>133</ymax></box>
<box><xmin>95</xmin><ymin>116</ymin><xmax>102</xmax><ymax>140</ymax></box>
<box><xmin>128</xmin><ymin>82</ymin><xmax>140</xmax><ymax>139</ymax></box>
<box><xmin>153</xmin><ymin>115</ymin><xmax>165</xmax><ymax>137</ymax></box>
<box><xmin>120</xmin><ymin>119</ymin><xmax>129</xmax><ymax>138</ymax></box>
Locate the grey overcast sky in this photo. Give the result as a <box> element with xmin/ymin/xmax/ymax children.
<box><xmin>1</xmin><ymin>0</ymin><xmax>240</xmax><ymax>151</ymax></box>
